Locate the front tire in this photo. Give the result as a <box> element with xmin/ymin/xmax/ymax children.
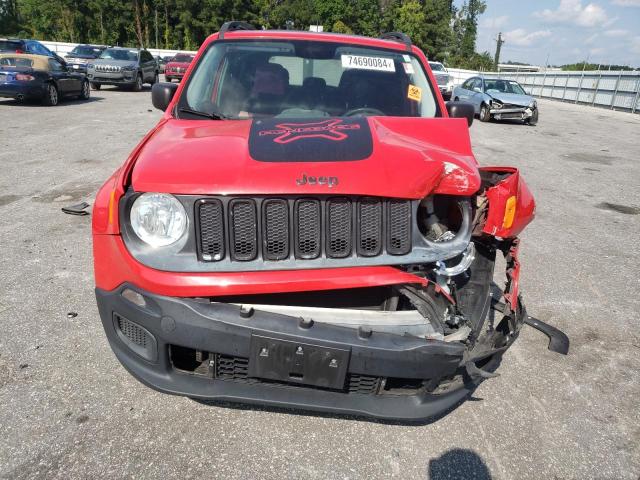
<box><xmin>79</xmin><ymin>80</ymin><xmax>90</xmax><ymax>100</ymax></box>
<box><xmin>479</xmin><ymin>103</ymin><xmax>491</xmax><ymax>122</ymax></box>
<box><xmin>133</xmin><ymin>73</ymin><xmax>143</xmax><ymax>92</ymax></box>
<box><xmin>43</xmin><ymin>83</ymin><xmax>59</xmax><ymax>106</ymax></box>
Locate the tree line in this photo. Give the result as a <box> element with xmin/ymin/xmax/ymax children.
<box><xmin>0</xmin><ymin>0</ymin><xmax>494</xmax><ymax>69</ymax></box>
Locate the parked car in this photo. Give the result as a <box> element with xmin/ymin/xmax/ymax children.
<box><xmin>428</xmin><ymin>61</ymin><xmax>453</xmax><ymax>100</ymax></box>
<box><xmin>65</xmin><ymin>44</ymin><xmax>106</xmax><ymax>74</ymax></box>
<box><xmin>453</xmin><ymin>76</ymin><xmax>538</xmax><ymax>125</ymax></box>
<box><xmin>86</xmin><ymin>47</ymin><xmax>158</xmax><ymax>91</ymax></box>
<box><xmin>92</xmin><ymin>22</ymin><xmax>563</xmax><ymax>422</ymax></box>
<box><xmin>164</xmin><ymin>53</ymin><xmax>194</xmax><ymax>82</ymax></box>
<box><xmin>155</xmin><ymin>55</ymin><xmax>167</xmax><ymax>73</ymax></box>
<box><xmin>0</xmin><ymin>38</ymin><xmax>66</xmax><ymax>64</ymax></box>
<box><xmin>0</xmin><ymin>54</ymin><xmax>90</xmax><ymax>106</ymax></box>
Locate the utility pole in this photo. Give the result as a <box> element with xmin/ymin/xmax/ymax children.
<box><xmin>494</xmin><ymin>32</ymin><xmax>504</xmax><ymax>70</ymax></box>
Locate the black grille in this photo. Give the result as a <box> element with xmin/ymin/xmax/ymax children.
<box><xmin>214</xmin><ymin>353</ymin><xmax>382</xmax><ymax>394</ymax></box>
<box><xmin>197</xmin><ymin>196</ymin><xmax>412</xmax><ymax>263</ymax></box>
<box><xmin>198</xmin><ymin>200</ymin><xmax>225</xmax><ymax>261</ymax></box>
<box><xmin>387</xmin><ymin>199</ymin><xmax>412</xmax><ymax>255</ymax></box>
<box><xmin>327</xmin><ymin>198</ymin><xmax>352</xmax><ymax>258</ymax></box>
<box><xmin>358</xmin><ymin>198</ymin><xmax>382</xmax><ymax>256</ymax></box>
<box><xmin>295</xmin><ymin>199</ymin><xmax>321</xmax><ymax>259</ymax></box>
<box><xmin>347</xmin><ymin>374</ymin><xmax>382</xmax><ymax>394</ymax></box>
<box><xmin>215</xmin><ymin>354</ymin><xmax>250</xmax><ymax>380</ymax></box>
<box><xmin>229</xmin><ymin>200</ymin><xmax>258</xmax><ymax>261</ymax></box>
<box><xmin>116</xmin><ymin>314</ymin><xmax>147</xmax><ymax>348</ymax></box>
<box><xmin>263</xmin><ymin>200</ymin><xmax>289</xmax><ymax>260</ymax></box>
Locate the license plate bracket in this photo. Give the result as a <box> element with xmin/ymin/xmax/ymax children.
<box><xmin>248</xmin><ymin>335</ymin><xmax>350</xmax><ymax>390</ymax></box>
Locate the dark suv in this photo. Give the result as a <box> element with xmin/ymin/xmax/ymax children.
<box><xmin>65</xmin><ymin>44</ymin><xmax>106</xmax><ymax>74</ymax></box>
<box><xmin>87</xmin><ymin>47</ymin><xmax>158</xmax><ymax>91</ymax></box>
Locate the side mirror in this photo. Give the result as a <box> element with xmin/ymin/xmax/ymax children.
<box><xmin>473</xmin><ymin>87</ymin><xmax>482</xmax><ymax>93</ymax></box>
<box><xmin>446</xmin><ymin>101</ymin><xmax>474</xmax><ymax>127</ymax></box>
<box><xmin>152</xmin><ymin>82</ymin><xmax>178</xmax><ymax>111</ymax></box>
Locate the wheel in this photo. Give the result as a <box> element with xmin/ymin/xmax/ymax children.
<box><xmin>90</xmin><ymin>82</ymin><xmax>101</xmax><ymax>90</ymax></box>
<box><xmin>525</xmin><ymin>108</ymin><xmax>539</xmax><ymax>126</ymax></box>
<box><xmin>79</xmin><ymin>80</ymin><xmax>90</xmax><ymax>100</ymax></box>
<box><xmin>133</xmin><ymin>73</ymin><xmax>143</xmax><ymax>92</ymax></box>
<box><xmin>454</xmin><ymin>97</ymin><xmax>459</xmax><ymax>101</ymax></box>
<box><xmin>42</xmin><ymin>83</ymin><xmax>59</xmax><ymax>106</ymax></box>
<box><xmin>479</xmin><ymin>103</ymin><xmax>490</xmax><ymax>122</ymax></box>
<box><xmin>151</xmin><ymin>72</ymin><xmax>159</xmax><ymax>85</ymax></box>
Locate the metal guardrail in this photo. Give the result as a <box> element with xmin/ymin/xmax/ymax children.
<box><xmin>449</xmin><ymin>68</ymin><xmax>640</xmax><ymax>114</ymax></box>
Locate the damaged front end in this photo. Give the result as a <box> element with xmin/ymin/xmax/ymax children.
<box><xmin>95</xmin><ymin>167</ymin><xmax>567</xmax><ymax>422</ymax></box>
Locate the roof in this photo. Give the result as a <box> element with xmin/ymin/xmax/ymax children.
<box><xmin>0</xmin><ymin>53</ymin><xmax>50</xmax><ymax>70</ymax></box>
<box><xmin>206</xmin><ymin>29</ymin><xmax>412</xmax><ymax>53</ymax></box>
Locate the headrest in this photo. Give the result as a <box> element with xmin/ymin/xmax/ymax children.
<box><xmin>252</xmin><ymin>63</ymin><xmax>289</xmax><ymax>96</ymax></box>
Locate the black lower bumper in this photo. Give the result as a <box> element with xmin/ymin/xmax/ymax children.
<box><xmin>96</xmin><ymin>284</ymin><xmax>490</xmax><ymax>421</ymax></box>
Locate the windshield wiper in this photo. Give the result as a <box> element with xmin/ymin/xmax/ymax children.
<box><xmin>178</xmin><ymin>107</ymin><xmax>227</xmax><ymax>120</ymax></box>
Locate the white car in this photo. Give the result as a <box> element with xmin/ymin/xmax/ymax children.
<box><xmin>428</xmin><ymin>61</ymin><xmax>453</xmax><ymax>100</ymax></box>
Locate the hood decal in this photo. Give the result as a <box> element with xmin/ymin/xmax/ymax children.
<box><xmin>249</xmin><ymin>117</ymin><xmax>373</xmax><ymax>162</ymax></box>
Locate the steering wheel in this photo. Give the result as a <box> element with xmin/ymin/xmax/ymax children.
<box><xmin>343</xmin><ymin>107</ymin><xmax>386</xmax><ymax>117</ymax></box>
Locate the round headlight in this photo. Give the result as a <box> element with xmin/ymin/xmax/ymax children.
<box><xmin>130</xmin><ymin>193</ymin><xmax>188</xmax><ymax>247</ymax></box>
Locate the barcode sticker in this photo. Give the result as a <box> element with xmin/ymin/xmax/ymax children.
<box><xmin>341</xmin><ymin>55</ymin><xmax>395</xmax><ymax>72</ymax></box>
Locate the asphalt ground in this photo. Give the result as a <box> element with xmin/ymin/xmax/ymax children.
<box><xmin>0</xmin><ymin>83</ymin><xmax>639</xmax><ymax>479</ymax></box>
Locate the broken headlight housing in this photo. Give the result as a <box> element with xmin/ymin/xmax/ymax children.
<box><xmin>130</xmin><ymin>193</ymin><xmax>188</xmax><ymax>247</ymax></box>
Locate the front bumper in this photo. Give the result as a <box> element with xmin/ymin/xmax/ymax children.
<box><xmin>96</xmin><ymin>283</ymin><xmax>493</xmax><ymax>421</ymax></box>
<box><xmin>87</xmin><ymin>72</ymin><xmax>136</xmax><ymax>85</ymax></box>
<box><xmin>490</xmin><ymin>106</ymin><xmax>535</xmax><ymax>120</ymax></box>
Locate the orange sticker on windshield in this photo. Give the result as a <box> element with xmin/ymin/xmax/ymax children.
<box><xmin>407</xmin><ymin>84</ymin><xmax>422</xmax><ymax>101</ymax></box>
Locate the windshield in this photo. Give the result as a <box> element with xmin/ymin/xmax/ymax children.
<box><xmin>429</xmin><ymin>62</ymin><xmax>445</xmax><ymax>72</ymax></box>
<box><xmin>173</xmin><ymin>54</ymin><xmax>194</xmax><ymax>63</ymax></box>
<box><xmin>99</xmin><ymin>49</ymin><xmax>138</xmax><ymax>61</ymax></box>
<box><xmin>71</xmin><ymin>45</ymin><xmax>102</xmax><ymax>56</ymax></box>
<box><xmin>484</xmin><ymin>79</ymin><xmax>527</xmax><ymax>95</ymax></box>
<box><xmin>180</xmin><ymin>40</ymin><xmax>438</xmax><ymax>120</ymax></box>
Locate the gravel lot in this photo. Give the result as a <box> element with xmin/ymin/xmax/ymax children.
<box><xmin>1</xmin><ymin>85</ymin><xmax>639</xmax><ymax>479</ymax></box>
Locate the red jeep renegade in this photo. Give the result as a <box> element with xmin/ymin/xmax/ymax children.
<box><xmin>93</xmin><ymin>22</ymin><xmax>566</xmax><ymax>421</ymax></box>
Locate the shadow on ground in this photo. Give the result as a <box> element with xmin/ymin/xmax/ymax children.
<box><xmin>428</xmin><ymin>448</ymin><xmax>492</xmax><ymax>480</ymax></box>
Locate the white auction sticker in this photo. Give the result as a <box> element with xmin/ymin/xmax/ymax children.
<box><xmin>402</xmin><ymin>63</ymin><xmax>415</xmax><ymax>74</ymax></box>
<box><xmin>341</xmin><ymin>54</ymin><xmax>395</xmax><ymax>72</ymax></box>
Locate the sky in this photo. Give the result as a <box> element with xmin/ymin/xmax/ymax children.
<box><xmin>458</xmin><ymin>0</ymin><xmax>640</xmax><ymax>66</ymax></box>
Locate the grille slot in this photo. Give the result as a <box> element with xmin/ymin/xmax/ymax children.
<box><xmin>326</xmin><ymin>198</ymin><xmax>352</xmax><ymax>258</ymax></box>
<box><xmin>198</xmin><ymin>200</ymin><xmax>225</xmax><ymax>261</ymax></box>
<box><xmin>229</xmin><ymin>199</ymin><xmax>258</xmax><ymax>261</ymax></box>
<box><xmin>295</xmin><ymin>199</ymin><xmax>321</xmax><ymax>259</ymax></box>
<box><xmin>263</xmin><ymin>200</ymin><xmax>289</xmax><ymax>260</ymax></box>
<box><xmin>358</xmin><ymin>198</ymin><xmax>383</xmax><ymax>256</ymax></box>
<box><xmin>387</xmin><ymin>200</ymin><xmax>412</xmax><ymax>255</ymax></box>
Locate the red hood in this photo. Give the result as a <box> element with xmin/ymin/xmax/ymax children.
<box><xmin>131</xmin><ymin>117</ymin><xmax>480</xmax><ymax>199</ymax></box>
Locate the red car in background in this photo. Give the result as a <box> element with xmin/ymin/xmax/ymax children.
<box><xmin>93</xmin><ymin>22</ymin><xmax>567</xmax><ymax>422</ymax></box>
<box><xmin>164</xmin><ymin>53</ymin><xmax>194</xmax><ymax>82</ymax></box>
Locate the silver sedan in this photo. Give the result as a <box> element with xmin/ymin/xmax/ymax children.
<box><xmin>452</xmin><ymin>76</ymin><xmax>539</xmax><ymax>125</ymax></box>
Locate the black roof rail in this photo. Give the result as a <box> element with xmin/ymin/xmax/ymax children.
<box><xmin>380</xmin><ymin>32</ymin><xmax>412</xmax><ymax>50</ymax></box>
<box><xmin>219</xmin><ymin>21</ymin><xmax>256</xmax><ymax>39</ymax></box>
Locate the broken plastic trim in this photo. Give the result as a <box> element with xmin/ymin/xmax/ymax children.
<box><xmin>434</xmin><ymin>242</ymin><xmax>475</xmax><ymax>277</ymax></box>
